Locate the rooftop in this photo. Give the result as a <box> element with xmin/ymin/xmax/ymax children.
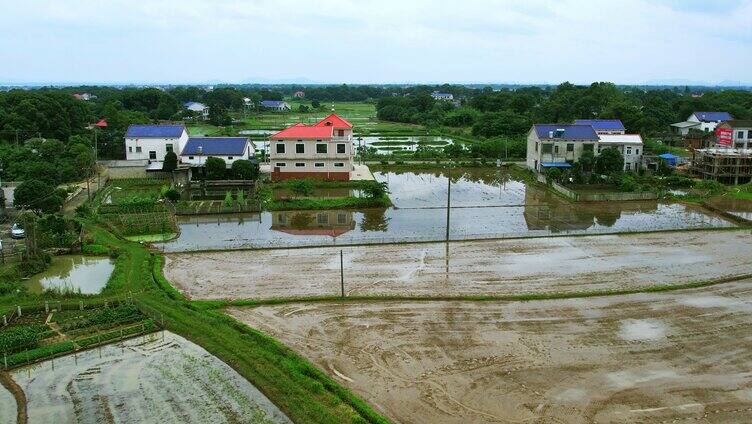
<box><xmin>260</xmin><ymin>100</ymin><xmax>289</xmax><ymax>107</ymax></box>
<box><xmin>598</xmin><ymin>134</ymin><xmax>644</xmax><ymax>144</ymax></box>
<box><xmin>692</xmin><ymin>111</ymin><xmax>733</xmax><ymax>122</ymax></box>
<box><xmin>126</xmin><ymin>124</ymin><xmax>185</xmax><ymax>138</ymax></box>
<box><xmin>314</xmin><ymin>114</ymin><xmax>353</xmax><ymax>129</ymax></box>
<box><xmin>181</xmin><ymin>137</ymin><xmax>250</xmax><ymax>156</ymax></box>
<box><xmin>533</xmin><ymin>124</ymin><xmax>599</xmax><ymax>141</ymax></box>
<box><xmin>272</xmin><ymin>114</ymin><xmax>353</xmax><ymax>139</ymax></box>
<box><xmin>720</xmin><ymin>120</ymin><xmax>752</xmax><ymax>128</ymax></box>
<box><xmin>573</xmin><ymin>119</ymin><xmax>625</xmax><ymax>132</ymax></box>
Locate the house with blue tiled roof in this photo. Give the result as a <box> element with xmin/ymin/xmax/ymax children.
<box><xmin>180</xmin><ymin>137</ymin><xmax>255</xmax><ymax>167</ymax></box>
<box><xmin>260</xmin><ymin>100</ymin><xmax>291</xmax><ymax>111</ymax></box>
<box><xmin>125</xmin><ymin>124</ymin><xmax>188</xmax><ymax>163</ymax></box>
<box><xmin>671</xmin><ymin>111</ymin><xmax>733</xmax><ymax>135</ymax></box>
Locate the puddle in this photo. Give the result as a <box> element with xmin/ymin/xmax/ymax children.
<box><xmin>618</xmin><ymin>319</ymin><xmax>668</xmax><ymax>341</ymax></box>
<box><xmin>705</xmin><ymin>196</ymin><xmax>752</xmax><ymax>221</ymax></box>
<box><xmin>24</xmin><ymin>255</ymin><xmax>115</xmax><ymax>294</ymax></box>
<box><xmin>679</xmin><ymin>296</ymin><xmax>749</xmax><ymax>310</ymax></box>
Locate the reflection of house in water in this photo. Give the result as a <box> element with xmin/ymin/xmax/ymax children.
<box><xmin>523</xmin><ymin>185</ymin><xmax>658</xmax><ymax>231</ymax></box>
<box><xmin>176</xmin><ymin>213</ymin><xmax>261</xmax><ymax>226</ymax></box>
<box><xmin>271</xmin><ymin>210</ymin><xmax>355</xmax><ymax>237</ymax></box>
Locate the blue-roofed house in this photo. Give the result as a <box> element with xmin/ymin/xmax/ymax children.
<box><xmin>180</xmin><ymin>137</ymin><xmax>255</xmax><ymax>167</ymax></box>
<box><xmin>125</xmin><ymin>124</ymin><xmax>188</xmax><ymax>162</ymax></box>
<box><xmin>526</xmin><ymin>124</ymin><xmax>599</xmax><ymax>171</ymax></box>
<box><xmin>671</xmin><ymin>111</ymin><xmax>733</xmax><ymax>135</ymax></box>
<box><xmin>431</xmin><ymin>91</ymin><xmax>454</xmax><ymax>101</ymax></box>
<box><xmin>573</xmin><ymin>119</ymin><xmax>626</xmax><ymax>135</ymax></box>
<box><xmin>183</xmin><ymin>101</ymin><xmax>209</xmax><ymax>120</ymax></box>
<box><xmin>259</xmin><ymin>100</ymin><xmax>291</xmax><ymax>111</ymax></box>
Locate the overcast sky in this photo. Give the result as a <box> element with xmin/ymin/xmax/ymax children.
<box><xmin>1</xmin><ymin>0</ymin><xmax>751</xmax><ymax>85</ymax></box>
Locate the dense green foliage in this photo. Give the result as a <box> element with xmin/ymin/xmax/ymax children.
<box><xmin>204</xmin><ymin>156</ymin><xmax>227</xmax><ymax>179</ymax></box>
<box><xmin>13</xmin><ymin>179</ymin><xmax>66</xmax><ymax>213</ymax></box>
<box><xmin>0</xmin><ymin>324</ymin><xmax>47</xmax><ymax>353</ymax></box>
<box><xmin>230</xmin><ymin>159</ymin><xmax>259</xmax><ymax>180</ymax></box>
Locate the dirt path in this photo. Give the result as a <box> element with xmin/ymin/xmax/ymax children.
<box><xmin>0</xmin><ymin>371</ymin><xmax>27</xmax><ymax>424</ymax></box>
<box><xmin>229</xmin><ymin>280</ymin><xmax>752</xmax><ymax>424</ymax></box>
<box><xmin>165</xmin><ymin>230</ymin><xmax>752</xmax><ymax>300</ymax></box>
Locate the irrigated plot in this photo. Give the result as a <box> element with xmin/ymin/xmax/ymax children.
<box><xmin>11</xmin><ymin>331</ymin><xmax>291</xmax><ymax>424</ymax></box>
<box><xmin>229</xmin><ymin>280</ymin><xmax>752</xmax><ymax>424</ymax></box>
<box><xmin>164</xmin><ymin>230</ymin><xmax>752</xmax><ymax>300</ymax></box>
<box><xmin>0</xmin><ymin>383</ymin><xmax>15</xmax><ymax>424</ymax></box>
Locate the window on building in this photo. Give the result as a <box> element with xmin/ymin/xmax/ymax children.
<box><xmin>188</xmin><ymin>156</ymin><xmax>194</xmax><ymax>160</ymax></box>
<box><xmin>748</xmin><ymin>130</ymin><xmax>752</xmax><ymax>139</ymax></box>
<box><xmin>314</xmin><ymin>162</ymin><xmax>325</xmax><ymax>168</ymax></box>
<box><xmin>336</xmin><ymin>144</ymin><xmax>346</xmax><ymax>154</ymax></box>
<box><xmin>128</xmin><ymin>146</ymin><xmax>133</xmax><ymax>153</ymax></box>
<box><xmin>149</xmin><ymin>151</ymin><xmax>157</xmax><ymax>160</ymax></box>
<box><xmin>554</xmin><ymin>145</ymin><xmax>559</xmax><ymax>154</ymax></box>
<box><xmin>337</xmin><ymin>213</ymin><xmax>347</xmax><ymax>224</ymax></box>
<box><xmin>625</xmin><ymin>163</ymin><xmax>631</xmax><ymax>171</ymax></box>
<box><xmin>277</xmin><ymin>213</ymin><xmax>287</xmax><ymax>224</ymax></box>
<box><xmin>566</xmin><ymin>143</ymin><xmax>574</xmax><ymax>152</ymax></box>
<box><xmin>738</xmin><ymin>131</ymin><xmax>745</xmax><ymax>139</ymax></box>
<box><xmin>166</xmin><ymin>144</ymin><xmax>173</xmax><ymax>153</ymax></box>
<box><xmin>334</xmin><ymin>162</ymin><xmax>344</xmax><ymax>168</ymax></box>
<box><xmin>317</xmin><ymin>213</ymin><xmax>329</xmax><ymax>224</ymax></box>
<box><xmin>636</xmin><ymin>148</ymin><xmax>640</xmax><ymax>155</ymax></box>
<box><xmin>541</xmin><ymin>144</ymin><xmax>552</xmax><ymax>154</ymax></box>
<box><xmin>316</xmin><ymin>144</ymin><xmax>327</xmax><ymax>154</ymax></box>
<box><xmin>276</xmin><ymin>162</ymin><xmax>286</xmax><ymax>167</ymax></box>
<box><xmin>296</xmin><ymin>143</ymin><xmax>305</xmax><ymax>154</ymax></box>
<box><xmin>295</xmin><ymin>162</ymin><xmax>305</xmax><ymax>167</ymax></box>
<box><xmin>276</xmin><ymin>143</ymin><xmax>285</xmax><ymax>154</ymax></box>
<box><xmin>136</xmin><ymin>146</ymin><xmax>142</xmax><ymax>153</ymax></box>
<box><xmin>626</xmin><ymin>147</ymin><xmax>632</xmax><ymax>155</ymax></box>
<box><xmin>583</xmin><ymin>144</ymin><xmax>594</xmax><ymax>152</ymax></box>
<box><xmin>228</xmin><ymin>156</ymin><xmax>233</xmax><ymax>160</ymax></box>
<box><xmin>338</xmin><ymin>129</ymin><xmax>345</xmax><ymax>137</ymax></box>
<box><xmin>535</xmin><ymin>143</ymin><xmax>538</xmax><ymax>152</ymax></box>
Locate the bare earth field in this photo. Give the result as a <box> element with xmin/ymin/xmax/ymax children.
<box><xmin>165</xmin><ymin>230</ymin><xmax>752</xmax><ymax>300</ymax></box>
<box><xmin>229</xmin><ymin>280</ymin><xmax>752</xmax><ymax>424</ymax></box>
<box><xmin>10</xmin><ymin>331</ymin><xmax>291</xmax><ymax>424</ymax></box>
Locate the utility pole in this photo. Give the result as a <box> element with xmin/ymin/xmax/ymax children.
<box><xmin>445</xmin><ymin>164</ymin><xmax>451</xmax><ymax>241</ymax></box>
<box><xmin>340</xmin><ymin>250</ymin><xmax>344</xmax><ymax>298</ymax></box>
<box><xmin>94</xmin><ymin>128</ymin><xmax>100</xmax><ymax>190</ymax></box>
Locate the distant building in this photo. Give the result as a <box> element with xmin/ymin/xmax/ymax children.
<box><xmin>714</xmin><ymin>120</ymin><xmax>752</xmax><ymax>150</ymax></box>
<box><xmin>260</xmin><ymin>100</ymin><xmax>291</xmax><ymax>111</ymax></box>
<box><xmin>691</xmin><ymin>92</ymin><xmax>704</xmax><ymax>98</ymax></box>
<box><xmin>269</xmin><ymin>113</ymin><xmax>354</xmax><ymax>181</ymax></box>
<box><xmin>180</xmin><ymin>137</ymin><xmax>255</xmax><ymax>167</ymax></box>
<box><xmin>431</xmin><ymin>91</ymin><xmax>454</xmax><ymax>101</ymax></box>
<box><xmin>293</xmin><ymin>91</ymin><xmax>305</xmax><ymax>98</ymax></box>
<box><xmin>73</xmin><ymin>92</ymin><xmax>96</xmax><ymax>101</ymax></box>
<box><xmin>671</xmin><ymin>111</ymin><xmax>733</xmax><ymax>135</ymax></box>
<box><xmin>242</xmin><ymin>97</ymin><xmax>252</xmax><ymax>107</ymax></box>
<box><xmin>691</xmin><ymin>148</ymin><xmax>752</xmax><ymax>184</ymax></box>
<box><xmin>526</xmin><ymin>119</ymin><xmax>643</xmax><ymax>172</ymax></box>
<box><xmin>183</xmin><ymin>101</ymin><xmax>209</xmax><ymax>120</ymax></box>
<box><xmin>125</xmin><ymin>124</ymin><xmax>188</xmax><ymax>162</ymax></box>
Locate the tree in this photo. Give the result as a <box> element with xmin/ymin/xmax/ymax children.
<box><xmin>162</xmin><ymin>151</ymin><xmax>178</xmax><ymax>172</ymax></box>
<box><xmin>208</xmin><ymin>105</ymin><xmax>232</xmax><ymax>126</ymax></box>
<box><xmin>298</xmin><ymin>105</ymin><xmax>310</xmax><ymax>113</ymax></box>
<box><xmin>311</xmin><ymin>99</ymin><xmax>321</xmax><ymax>108</ymax></box>
<box><xmin>204</xmin><ymin>157</ymin><xmax>227</xmax><ymax>180</ymax></box>
<box><xmin>578</xmin><ymin>149</ymin><xmax>595</xmax><ymax>173</ymax></box>
<box><xmin>363</xmin><ymin>181</ymin><xmax>389</xmax><ymax>199</ymax></box>
<box><xmin>471</xmin><ymin>111</ymin><xmax>530</xmax><ymax>137</ymax></box>
<box><xmin>288</xmin><ymin>180</ymin><xmax>314</xmax><ymax>198</ymax></box>
<box><xmin>14</xmin><ymin>179</ymin><xmax>64</xmax><ymax>213</ymax></box>
<box><xmin>231</xmin><ymin>159</ymin><xmax>258</xmax><ymax>180</ymax></box>
<box><xmin>594</xmin><ymin>148</ymin><xmax>624</xmax><ymax>175</ymax></box>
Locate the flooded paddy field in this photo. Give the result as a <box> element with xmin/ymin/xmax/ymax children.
<box><xmin>706</xmin><ymin>196</ymin><xmax>752</xmax><ymax>221</ymax></box>
<box><xmin>229</xmin><ymin>280</ymin><xmax>752</xmax><ymax>423</ymax></box>
<box><xmin>0</xmin><ymin>383</ymin><xmax>15</xmax><ymax>423</ymax></box>
<box><xmin>164</xmin><ymin>230</ymin><xmax>752</xmax><ymax>300</ymax></box>
<box><xmin>23</xmin><ymin>255</ymin><xmax>115</xmax><ymax>294</ymax></box>
<box><xmin>8</xmin><ymin>331</ymin><xmax>290</xmax><ymax>424</ymax></box>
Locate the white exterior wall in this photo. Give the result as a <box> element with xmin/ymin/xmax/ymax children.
<box><xmin>600</xmin><ymin>143</ymin><xmax>643</xmax><ymax>171</ymax></box>
<box><xmin>688</xmin><ymin>114</ymin><xmax>722</xmax><ymax>133</ymax></box>
<box><xmin>180</xmin><ymin>143</ymin><xmax>254</xmax><ymax>167</ymax></box>
<box><xmin>270</xmin><ymin>137</ymin><xmax>354</xmax><ymax>173</ymax></box>
<box><xmin>526</xmin><ymin>129</ymin><xmax>598</xmax><ymax>172</ymax></box>
<box><xmin>125</xmin><ymin>130</ymin><xmax>188</xmax><ymax>161</ymax></box>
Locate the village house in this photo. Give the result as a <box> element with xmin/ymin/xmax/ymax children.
<box><xmin>269</xmin><ymin>114</ymin><xmax>354</xmax><ymax>181</ymax></box>
<box><xmin>72</xmin><ymin>92</ymin><xmax>96</xmax><ymax>101</ymax></box>
<box><xmin>671</xmin><ymin>111</ymin><xmax>733</xmax><ymax>135</ymax></box>
<box><xmin>691</xmin><ymin>148</ymin><xmax>752</xmax><ymax>185</ymax></box>
<box><xmin>431</xmin><ymin>91</ymin><xmax>454</xmax><ymax>101</ymax></box>
<box><xmin>714</xmin><ymin>120</ymin><xmax>752</xmax><ymax>150</ymax></box>
<box><xmin>293</xmin><ymin>91</ymin><xmax>305</xmax><ymax>98</ymax></box>
<box><xmin>183</xmin><ymin>101</ymin><xmax>209</xmax><ymax>120</ymax></box>
<box><xmin>526</xmin><ymin>119</ymin><xmax>643</xmax><ymax>173</ymax></box>
<box><xmin>125</xmin><ymin>124</ymin><xmax>188</xmax><ymax>162</ymax></box>
<box><xmin>179</xmin><ymin>137</ymin><xmax>255</xmax><ymax>167</ymax></box>
<box><xmin>260</xmin><ymin>100</ymin><xmax>291</xmax><ymax>111</ymax></box>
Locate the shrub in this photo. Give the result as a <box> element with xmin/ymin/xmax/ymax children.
<box><xmin>0</xmin><ymin>324</ymin><xmax>47</xmax><ymax>353</ymax></box>
<box><xmin>617</xmin><ymin>174</ymin><xmax>639</xmax><ymax>192</ymax></box>
<box><xmin>163</xmin><ymin>189</ymin><xmax>180</xmax><ymax>202</ymax></box>
<box><xmin>205</xmin><ymin>157</ymin><xmax>227</xmax><ymax>180</ymax></box>
<box><xmin>231</xmin><ymin>159</ymin><xmax>259</xmax><ymax>180</ymax></box>
<box><xmin>694</xmin><ymin>180</ymin><xmax>726</xmax><ymax>195</ymax></box>
<box><xmin>545</xmin><ymin>167</ymin><xmax>562</xmax><ymax>184</ymax></box>
<box><xmin>287</xmin><ymin>180</ymin><xmax>314</xmax><ymax>198</ymax></box>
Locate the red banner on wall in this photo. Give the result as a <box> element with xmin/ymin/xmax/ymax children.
<box><xmin>716</xmin><ymin>127</ymin><xmax>733</xmax><ymax>147</ymax></box>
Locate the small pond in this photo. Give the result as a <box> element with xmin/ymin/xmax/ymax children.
<box><xmin>24</xmin><ymin>256</ymin><xmax>115</xmax><ymax>294</ymax></box>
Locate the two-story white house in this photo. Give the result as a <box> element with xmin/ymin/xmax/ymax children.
<box><xmin>671</xmin><ymin>111</ymin><xmax>733</xmax><ymax>135</ymax></box>
<box><xmin>184</xmin><ymin>102</ymin><xmax>209</xmax><ymax>120</ymax></box>
<box><xmin>526</xmin><ymin>120</ymin><xmax>644</xmax><ymax>173</ymax></box>
<box><xmin>715</xmin><ymin>120</ymin><xmax>752</xmax><ymax>149</ymax></box>
<box><xmin>179</xmin><ymin>137</ymin><xmax>255</xmax><ymax>167</ymax></box>
<box><xmin>431</xmin><ymin>91</ymin><xmax>454</xmax><ymax>101</ymax></box>
<box><xmin>125</xmin><ymin>124</ymin><xmax>188</xmax><ymax>162</ymax></box>
<box><xmin>269</xmin><ymin>114</ymin><xmax>354</xmax><ymax>181</ymax></box>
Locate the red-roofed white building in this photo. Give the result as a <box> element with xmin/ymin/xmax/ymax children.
<box><xmin>269</xmin><ymin>114</ymin><xmax>354</xmax><ymax>181</ymax></box>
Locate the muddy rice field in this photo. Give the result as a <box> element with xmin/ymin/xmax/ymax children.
<box><xmin>229</xmin><ymin>280</ymin><xmax>752</xmax><ymax>423</ymax></box>
<box><xmin>165</xmin><ymin>230</ymin><xmax>752</xmax><ymax>300</ymax></box>
<box><xmin>6</xmin><ymin>331</ymin><xmax>290</xmax><ymax>424</ymax></box>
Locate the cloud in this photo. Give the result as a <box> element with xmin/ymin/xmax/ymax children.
<box><xmin>0</xmin><ymin>0</ymin><xmax>750</xmax><ymax>84</ymax></box>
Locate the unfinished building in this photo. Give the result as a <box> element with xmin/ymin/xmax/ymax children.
<box><xmin>691</xmin><ymin>148</ymin><xmax>752</xmax><ymax>184</ymax></box>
